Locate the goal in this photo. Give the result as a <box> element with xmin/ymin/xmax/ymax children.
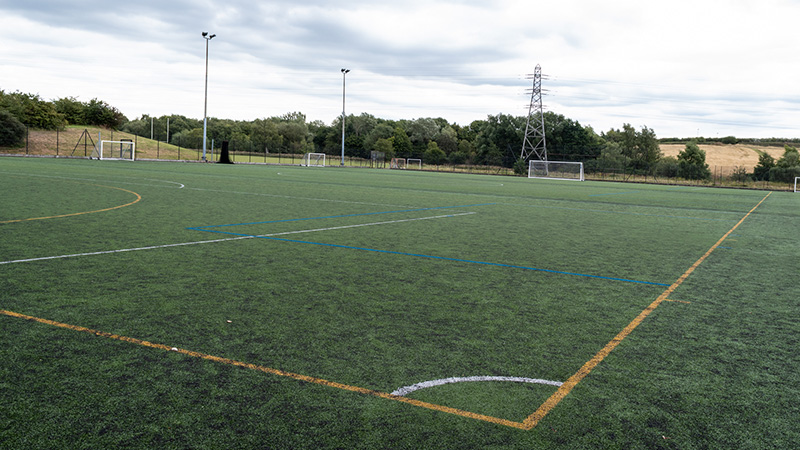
<box><xmin>390</xmin><ymin>158</ymin><xmax>407</xmax><ymax>169</ymax></box>
<box><xmin>528</xmin><ymin>160</ymin><xmax>584</xmax><ymax>181</ymax></box>
<box><xmin>795</xmin><ymin>177</ymin><xmax>799</xmax><ymax>193</ymax></box>
<box><xmin>407</xmin><ymin>158</ymin><xmax>422</xmax><ymax>169</ymax></box>
<box><xmin>93</xmin><ymin>140</ymin><xmax>135</xmax><ymax>161</ymax></box>
<box><xmin>302</xmin><ymin>153</ymin><xmax>326</xmax><ymax>167</ymax></box>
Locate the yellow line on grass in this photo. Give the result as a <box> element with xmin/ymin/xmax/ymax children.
<box><xmin>521</xmin><ymin>191</ymin><xmax>771</xmax><ymax>430</ymax></box>
<box><xmin>0</xmin><ymin>309</ymin><xmax>527</xmax><ymax>430</ymax></box>
<box><xmin>0</xmin><ymin>184</ymin><xmax>141</xmax><ymax>224</ymax></box>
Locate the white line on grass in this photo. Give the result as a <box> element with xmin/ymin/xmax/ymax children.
<box><xmin>253</xmin><ymin>212</ymin><xmax>475</xmax><ymax>238</ymax></box>
<box><xmin>0</xmin><ymin>171</ymin><xmax>185</xmax><ymax>189</ymax></box>
<box><xmin>0</xmin><ymin>213</ymin><xmax>473</xmax><ymax>265</ymax></box>
<box><xmin>391</xmin><ymin>376</ymin><xmax>564</xmax><ymax>396</ymax></box>
<box><xmin>185</xmin><ymin>187</ymin><xmax>413</xmax><ymax>208</ymax></box>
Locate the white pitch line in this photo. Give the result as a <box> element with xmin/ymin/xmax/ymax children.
<box><xmin>0</xmin><ymin>236</ymin><xmax>255</xmax><ymax>265</ymax></box>
<box><xmin>0</xmin><ymin>212</ymin><xmax>475</xmax><ymax>265</ymax></box>
<box><xmin>0</xmin><ymin>171</ymin><xmax>186</xmax><ymax>189</ymax></box>
<box><xmin>186</xmin><ymin>187</ymin><xmax>412</xmax><ymax>208</ymax></box>
<box><xmin>255</xmin><ymin>212</ymin><xmax>475</xmax><ymax>237</ymax></box>
<box><xmin>391</xmin><ymin>376</ymin><xmax>564</xmax><ymax>397</ymax></box>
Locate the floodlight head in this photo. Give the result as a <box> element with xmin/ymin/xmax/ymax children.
<box><xmin>341</xmin><ymin>68</ymin><xmax>350</xmax><ymax>74</ymax></box>
<box><xmin>209</xmin><ymin>34</ymin><xmax>216</xmax><ymax>39</ymax></box>
<box><xmin>202</xmin><ymin>31</ymin><xmax>208</xmax><ymax>37</ymax></box>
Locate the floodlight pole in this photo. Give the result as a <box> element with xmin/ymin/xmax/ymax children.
<box><xmin>340</xmin><ymin>68</ymin><xmax>350</xmax><ymax>166</ymax></box>
<box><xmin>202</xmin><ymin>31</ymin><xmax>216</xmax><ymax>162</ymax></box>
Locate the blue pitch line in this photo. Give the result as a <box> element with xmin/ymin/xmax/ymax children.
<box><xmin>189</xmin><ymin>227</ymin><xmax>669</xmax><ymax>287</ymax></box>
<box><xmin>193</xmin><ymin>203</ymin><xmax>496</xmax><ymax>229</ymax></box>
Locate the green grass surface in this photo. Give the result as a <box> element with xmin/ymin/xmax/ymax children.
<box><xmin>1</xmin><ymin>157</ymin><xmax>798</xmax><ymax>449</ymax></box>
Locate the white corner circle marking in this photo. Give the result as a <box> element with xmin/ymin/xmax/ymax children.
<box><xmin>391</xmin><ymin>376</ymin><xmax>563</xmax><ymax>396</ymax></box>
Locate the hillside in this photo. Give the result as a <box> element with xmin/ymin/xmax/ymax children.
<box><xmin>659</xmin><ymin>143</ymin><xmax>783</xmax><ymax>170</ymax></box>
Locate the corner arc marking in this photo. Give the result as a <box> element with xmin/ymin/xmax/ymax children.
<box><xmin>392</xmin><ymin>376</ymin><xmax>564</xmax><ymax>396</ymax></box>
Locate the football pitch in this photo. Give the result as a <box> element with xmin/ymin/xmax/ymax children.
<box><xmin>1</xmin><ymin>157</ymin><xmax>798</xmax><ymax>449</ymax></box>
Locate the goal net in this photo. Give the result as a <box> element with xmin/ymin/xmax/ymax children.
<box><xmin>390</xmin><ymin>158</ymin><xmax>407</xmax><ymax>169</ymax></box>
<box><xmin>529</xmin><ymin>160</ymin><xmax>584</xmax><ymax>181</ymax></box>
<box><xmin>93</xmin><ymin>140</ymin><xmax>135</xmax><ymax>161</ymax></box>
<box><xmin>407</xmin><ymin>158</ymin><xmax>422</xmax><ymax>169</ymax></box>
<box><xmin>302</xmin><ymin>153</ymin><xmax>326</xmax><ymax>167</ymax></box>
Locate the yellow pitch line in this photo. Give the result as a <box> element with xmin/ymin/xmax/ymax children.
<box><xmin>0</xmin><ymin>309</ymin><xmax>526</xmax><ymax>430</ymax></box>
<box><xmin>521</xmin><ymin>191</ymin><xmax>772</xmax><ymax>430</ymax></box>
<box><xmin>0</xmin><ymin>184</ymin><xmax>141</xmax><ymax>224</ymax></box>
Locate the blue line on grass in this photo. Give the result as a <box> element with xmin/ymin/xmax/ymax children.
<box><xmin>194</xmin><ymin>203</ymin><xmax>496</xmax><ymax>229</ymax></box>
<box><xmin>189</xmin><ymin>227</ymin><xmax>669</xmax><ymax>287</ymax></box>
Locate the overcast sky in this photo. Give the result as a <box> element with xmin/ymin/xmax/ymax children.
<box><xmin>2</xmin><ymin>0</ymin><xmax>799</xmax><ymax>138</ymax></box>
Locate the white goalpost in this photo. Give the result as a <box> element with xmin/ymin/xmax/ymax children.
<box><xmin>407</xmin><ymin>158</ymin><xmax>422</xmax><ymax>169</ymax></box>
<box><xmin>302</xmin><ymin>153</ymin><xmax>326</xmax><ymax>167</ymax></box>
<box><xmin>93</xmin><ymin>140</ymin><xmax>135</xmax><ymax>161</ymax></box>
<box><xmin>528</xmin><ymin>160</ymin><xmax>584</xmax><ymax>181</ymax></box>
<box><xmin>795</xmin><ymin>177</ymin><xmax>799</xmax><ymax>193</ymax></box>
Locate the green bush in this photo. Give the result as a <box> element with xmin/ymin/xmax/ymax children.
<box><xmin>654</xmin><ymin>156</ymin><xmax>679</xmax><ymax>177</ymax></box>
<box><xmin>0</xmin><ymin>109</ymin><xmax>26</xmax><ymax>146</ymax></box>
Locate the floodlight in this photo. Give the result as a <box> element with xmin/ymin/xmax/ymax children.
<box><xmin>340</xmin><ymin>68</ymin><xmax>350</xmax><ymax>165</ymax></box>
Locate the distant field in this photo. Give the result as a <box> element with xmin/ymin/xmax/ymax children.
<box><xmin>1</xmin><ymin>157</ymin><xmax>798</xmax><ymax>449</ymax></box>
<box><xmin>660</xmin><ymin>143</ymin><xmax>785</xmax><ymax>170</ymax></box>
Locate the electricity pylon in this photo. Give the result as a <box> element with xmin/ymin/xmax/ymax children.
<box><xmin>520</xmin><ymin>64</ymin><xmax>547</xmax><ymax>162</ymax></box>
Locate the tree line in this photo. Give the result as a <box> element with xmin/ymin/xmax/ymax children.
<box><xmin>2</xmin><ymin>89</ymin><xmax>799</xmax><ymax>182</ymax></box>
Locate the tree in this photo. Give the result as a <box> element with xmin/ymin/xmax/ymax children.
<box><xmin>250</xmin><ymin>119</ymin><xmax>283</xmax><ymax>153</ymax></box>
<box><xmin>475</xmin><ymin>113</ymin><xmax>524</xmax><ymax>168</ymax></box>
<box><xmin>83</xmin><ymin>98</ymin><xmax>126</xmax><ymax>128</ymax></box>
<box><xmin>677</xmin><ymin>142</ymin><xmax>711</xmax><ymax>180</ymax></box>
<box><xmin>363</xmin><ymin>123</ymin><xmax>395</xmax><ymax>151</ymax></box>
<box><xmin>543</xmin><ymin>112</ymin><xmax>600</xmax><ymax>160</ymax></box>
<box><xmin>776</xmin><ymin>145</ymin><xmax>799</xmax><ymax>168</ymax></box>
<box><xmin>752</xmin><ymin>152</ymin><xmax>775</xmax><ymax>180</ymax></box>
<box><xmin>423</xmin><ymin>141</ymin><xmax>446</xmax><ymax>165</ymax></box>
<box><xmin>436</xmin><ymin>125</ymin><xmax>458</xmax><ymax>154</ymax></box>
<box><xmin>0</xmin><ymin>91</ymin><xmax>65</xmax><ymax>130</ymax></box>
<box><xmin>604</xmin><ymin>124</ymin><xmax>661</xmax><ymax>170</ymax></box>
<box><xmin>0</xmin><ymin>109</ymin><xmax>26</xmax><ymax>146</ymax></box>
<box><xmin>53</xmin><ymin>97</ymin><xmax>85</xmax><ymax>125</ymax></box>
<box><xmin>374</xmin><ymin>137</ymin><xmax>394</xmax><ymax>160</ymax></box>
<box><xmin>392</xmin><ymin>126</ymin><xmax>413</xmax><ymax>158</ymax></box>
<box><xmin>596</xmin><ymin>142</ymin><xmax>631</xmax><ymax>170</ymax></box>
